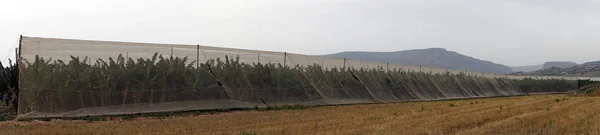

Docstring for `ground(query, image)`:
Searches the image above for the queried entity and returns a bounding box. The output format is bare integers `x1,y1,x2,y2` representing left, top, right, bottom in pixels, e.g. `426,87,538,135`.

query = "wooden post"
257,53,260,63
170,47,173,57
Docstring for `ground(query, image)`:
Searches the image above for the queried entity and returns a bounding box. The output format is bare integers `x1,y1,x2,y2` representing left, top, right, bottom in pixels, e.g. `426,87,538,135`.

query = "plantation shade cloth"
18,36,582,118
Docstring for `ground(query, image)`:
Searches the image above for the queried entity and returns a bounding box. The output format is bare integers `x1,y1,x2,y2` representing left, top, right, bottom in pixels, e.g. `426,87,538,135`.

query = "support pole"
343,58,346,71
126,52,130,67
283,52,287,67
14,48,18,65
17,35,22,64
386,62,389,72
321,60,324,69
15,35,22,114
196,45,199,68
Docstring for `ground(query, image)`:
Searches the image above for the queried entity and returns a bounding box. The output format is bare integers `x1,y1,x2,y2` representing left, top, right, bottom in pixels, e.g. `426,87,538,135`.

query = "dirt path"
1,94,598,135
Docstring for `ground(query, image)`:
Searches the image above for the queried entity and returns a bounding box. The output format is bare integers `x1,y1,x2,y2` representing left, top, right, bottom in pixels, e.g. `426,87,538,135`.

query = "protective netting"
18,36,583,118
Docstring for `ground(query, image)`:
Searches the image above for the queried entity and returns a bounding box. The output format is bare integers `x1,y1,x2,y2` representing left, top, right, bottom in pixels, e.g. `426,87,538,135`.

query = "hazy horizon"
1,0,599,66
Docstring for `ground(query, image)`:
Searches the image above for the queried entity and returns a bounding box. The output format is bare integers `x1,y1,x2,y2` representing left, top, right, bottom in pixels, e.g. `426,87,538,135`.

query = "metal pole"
196,45,199,68
386,62,389,72
283,52,287,67
15,35,22,114
17,35,22,64
321,60,324,69
343,58,346,70
125,52,129,67
14,48,18,65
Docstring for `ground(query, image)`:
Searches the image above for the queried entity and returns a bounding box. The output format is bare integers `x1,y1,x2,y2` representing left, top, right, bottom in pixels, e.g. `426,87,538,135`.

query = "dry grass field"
1,94,599,135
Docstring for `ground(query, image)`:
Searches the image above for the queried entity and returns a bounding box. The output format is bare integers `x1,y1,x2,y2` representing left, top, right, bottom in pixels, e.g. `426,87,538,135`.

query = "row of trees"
578,79,600,88
0,60,17,107
19,54,578,113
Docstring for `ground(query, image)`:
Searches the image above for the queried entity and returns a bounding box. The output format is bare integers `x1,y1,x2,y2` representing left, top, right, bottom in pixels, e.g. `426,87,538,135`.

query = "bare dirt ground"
1,94,599,135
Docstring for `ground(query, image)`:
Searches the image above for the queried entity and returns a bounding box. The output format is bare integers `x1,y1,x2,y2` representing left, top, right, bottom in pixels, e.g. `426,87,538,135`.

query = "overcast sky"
1,0,599,66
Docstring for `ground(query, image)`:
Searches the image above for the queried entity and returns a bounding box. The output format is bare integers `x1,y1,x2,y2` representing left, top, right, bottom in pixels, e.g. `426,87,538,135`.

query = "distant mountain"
542,61,578,69
582,61,600,66
325,48,513,74
511,61,578,73
511,64,544,73
511,61,600,77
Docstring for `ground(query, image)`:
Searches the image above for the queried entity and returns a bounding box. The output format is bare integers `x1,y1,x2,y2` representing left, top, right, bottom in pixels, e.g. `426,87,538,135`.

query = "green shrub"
241,131,258,135
122,115,135,121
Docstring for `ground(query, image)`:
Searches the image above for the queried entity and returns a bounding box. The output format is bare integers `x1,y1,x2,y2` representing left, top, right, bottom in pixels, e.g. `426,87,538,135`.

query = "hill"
542,61,578,69
325,48,513,74
511,61,578,73
511,61,600,77
510,65,543,73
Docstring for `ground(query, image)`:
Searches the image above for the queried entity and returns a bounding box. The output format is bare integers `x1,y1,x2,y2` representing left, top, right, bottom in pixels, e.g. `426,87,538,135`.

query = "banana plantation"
17,54,578,116
0,60,18,107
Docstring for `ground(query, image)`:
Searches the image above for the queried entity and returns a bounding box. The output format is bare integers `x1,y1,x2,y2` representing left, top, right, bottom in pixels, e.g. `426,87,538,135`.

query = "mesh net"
18,36,582,118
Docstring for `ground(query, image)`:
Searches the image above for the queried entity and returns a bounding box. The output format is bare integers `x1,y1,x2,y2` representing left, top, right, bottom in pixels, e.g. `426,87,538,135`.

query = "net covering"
18,37,581,118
